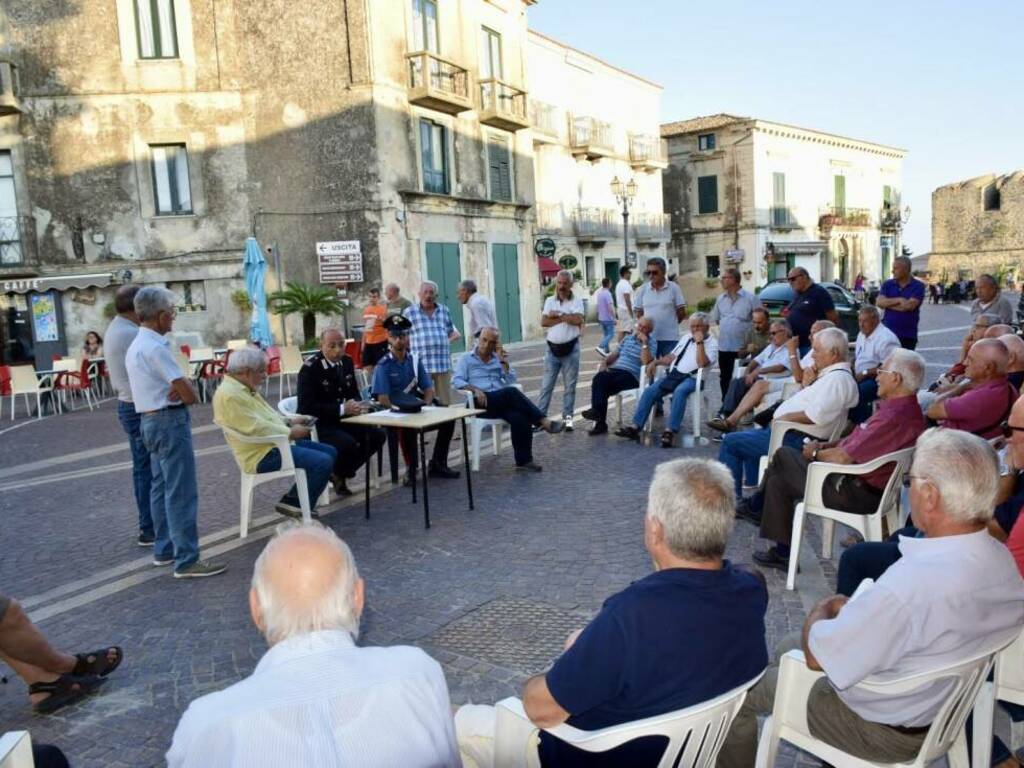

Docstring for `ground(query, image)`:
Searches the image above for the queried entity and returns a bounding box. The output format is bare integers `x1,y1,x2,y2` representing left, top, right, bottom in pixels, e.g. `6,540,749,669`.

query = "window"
984,183,1001,211
0,62,19,98
419,119,449,194
134,0,179,59
150,144,192,215
411,0,439,53
167,280,206,312
487,134,512,201
705,255,720,279
772,172,787,226
833,175,846,213
0,150,24,265
882,184,892,209
697,175,718,214
480,27,503,79
698,133,716,151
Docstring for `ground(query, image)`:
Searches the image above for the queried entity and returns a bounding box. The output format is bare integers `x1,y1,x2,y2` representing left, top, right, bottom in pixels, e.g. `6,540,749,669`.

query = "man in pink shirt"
927,338,1017,439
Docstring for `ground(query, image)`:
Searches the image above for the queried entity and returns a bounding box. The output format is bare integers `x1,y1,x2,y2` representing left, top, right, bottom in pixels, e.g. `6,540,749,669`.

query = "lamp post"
610,175,638,267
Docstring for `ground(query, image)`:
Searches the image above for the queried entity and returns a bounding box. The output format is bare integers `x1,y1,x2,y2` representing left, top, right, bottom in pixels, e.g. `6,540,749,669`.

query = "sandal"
661,430,675,448
71,646,123,678
29,674,106,714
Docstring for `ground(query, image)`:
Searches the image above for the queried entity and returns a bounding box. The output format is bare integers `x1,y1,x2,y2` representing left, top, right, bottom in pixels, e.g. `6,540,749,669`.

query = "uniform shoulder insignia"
302,357,316,367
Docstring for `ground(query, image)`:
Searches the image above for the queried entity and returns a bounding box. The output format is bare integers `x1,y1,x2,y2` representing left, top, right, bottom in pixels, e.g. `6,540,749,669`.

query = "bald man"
1000,334,1024,391
168,523,459,768
926,338,1018,438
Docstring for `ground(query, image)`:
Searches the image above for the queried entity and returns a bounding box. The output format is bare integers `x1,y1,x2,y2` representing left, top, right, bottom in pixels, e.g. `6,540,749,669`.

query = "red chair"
345,340,362,369
180,344,192,357
54,358,94,411
0,365,11,397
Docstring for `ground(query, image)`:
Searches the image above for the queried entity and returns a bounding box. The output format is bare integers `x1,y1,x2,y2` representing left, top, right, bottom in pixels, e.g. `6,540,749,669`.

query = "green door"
604,259,620,286
492,243,522,343
425,242,465,352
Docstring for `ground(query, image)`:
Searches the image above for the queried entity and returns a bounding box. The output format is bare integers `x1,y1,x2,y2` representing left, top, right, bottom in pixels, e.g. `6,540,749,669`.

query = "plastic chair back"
226,339,248,350
52,359,78,373
0,731,33,768
994,627,1024,705
180,344,192,357
277,396,298,418
9,366,42,394
279,346,304,375
0,366,10,397
345,339,362,368
190,347,214,362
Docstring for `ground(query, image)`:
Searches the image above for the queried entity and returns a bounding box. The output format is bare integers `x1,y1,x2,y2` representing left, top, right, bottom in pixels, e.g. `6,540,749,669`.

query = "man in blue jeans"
538,270,584,431
593,277,616,356
214,348,337,519
126,287,227,580
103,284,154,547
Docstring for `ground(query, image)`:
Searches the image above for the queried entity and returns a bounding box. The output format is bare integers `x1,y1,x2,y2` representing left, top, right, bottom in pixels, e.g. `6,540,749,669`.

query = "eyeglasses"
876,367,897,376
902,474,925,488
770,330,787,336
644,270,662,277
1001,421,1024,437
787,276,802,283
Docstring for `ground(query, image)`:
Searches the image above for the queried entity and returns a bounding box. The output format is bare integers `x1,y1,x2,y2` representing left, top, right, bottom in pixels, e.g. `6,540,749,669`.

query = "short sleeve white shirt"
775,362,858,424
666,333,718,374
466,293,498,338
543,294,585,344
615,278,633,309
855,324,901,375
126,326,185,412
753,342,791,374
103,315,140,402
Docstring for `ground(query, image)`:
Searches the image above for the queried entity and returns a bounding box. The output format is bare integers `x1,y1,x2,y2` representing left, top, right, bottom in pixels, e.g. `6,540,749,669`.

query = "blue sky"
529,0,1024,255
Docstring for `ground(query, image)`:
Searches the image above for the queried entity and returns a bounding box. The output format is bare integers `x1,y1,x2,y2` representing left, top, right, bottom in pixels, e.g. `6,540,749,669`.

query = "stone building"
928,171,1024,281
527,31,668,295
0,0,543,363
660,114,906,302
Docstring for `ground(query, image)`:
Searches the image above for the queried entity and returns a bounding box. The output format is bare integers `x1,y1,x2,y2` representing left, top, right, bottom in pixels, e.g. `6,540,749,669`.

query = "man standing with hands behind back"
537,270,585,431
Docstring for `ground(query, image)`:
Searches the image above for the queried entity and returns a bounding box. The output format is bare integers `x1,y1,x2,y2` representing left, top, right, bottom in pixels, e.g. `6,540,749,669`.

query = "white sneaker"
594,347,609,358
563,416,574,432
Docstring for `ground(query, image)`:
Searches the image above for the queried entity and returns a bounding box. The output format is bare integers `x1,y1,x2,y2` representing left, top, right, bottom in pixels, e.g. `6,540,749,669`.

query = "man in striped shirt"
403,281,461,406
581,317,654,435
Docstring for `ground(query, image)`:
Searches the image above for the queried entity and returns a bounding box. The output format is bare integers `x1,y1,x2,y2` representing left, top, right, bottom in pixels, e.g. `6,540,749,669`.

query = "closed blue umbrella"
243,237,274,348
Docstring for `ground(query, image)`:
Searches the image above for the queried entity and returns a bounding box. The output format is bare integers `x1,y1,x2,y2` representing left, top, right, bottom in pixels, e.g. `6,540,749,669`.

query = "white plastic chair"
786,446,915,591
275,396,339,504
639,365,710,446
611,366,647,428
458,384,524,471
226,339,248,350
275,345,304,399
218,426,313,538
755,646,1005,768
755,414,848,484
972,628,1024,767
7,366,57,420
0,731,34,768
494,672,764,768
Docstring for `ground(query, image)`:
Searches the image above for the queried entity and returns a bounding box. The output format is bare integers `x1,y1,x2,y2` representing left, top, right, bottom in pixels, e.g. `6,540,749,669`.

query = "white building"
661,114,906,300
527,31,668,295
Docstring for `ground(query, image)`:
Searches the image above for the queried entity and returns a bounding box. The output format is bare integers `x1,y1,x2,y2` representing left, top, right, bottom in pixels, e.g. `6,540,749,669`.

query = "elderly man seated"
717,327,859,498
719,428,1024,768
849,305,901,423
972,273,1017,324
455,458,768,767
708,320,793,433
925,338,1017,439
1000,333,1024,390
615,312,719,448
214,348,337,518
581,316,654,435
735,349,927,571
167,523,459,767
452,326,563,472
928,313,1003,392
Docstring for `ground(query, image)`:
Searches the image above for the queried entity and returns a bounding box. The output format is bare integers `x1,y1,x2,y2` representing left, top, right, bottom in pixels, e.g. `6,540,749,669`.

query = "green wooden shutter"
697,176,718,214
426,242,465,351
488,137,512,202
772,172,786,226
834,175,846,213
492,244,522,343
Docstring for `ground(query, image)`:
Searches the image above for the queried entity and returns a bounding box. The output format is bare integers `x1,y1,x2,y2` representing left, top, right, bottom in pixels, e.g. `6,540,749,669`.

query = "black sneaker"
735,499,762,525
274,502,304,519
428,463,460,480
615,426,641,442
515,461,543,472
138,531,155,547
333,478,354,496
588,422,608,436
174,560,228,579
752,548,795,572
581,408,598,421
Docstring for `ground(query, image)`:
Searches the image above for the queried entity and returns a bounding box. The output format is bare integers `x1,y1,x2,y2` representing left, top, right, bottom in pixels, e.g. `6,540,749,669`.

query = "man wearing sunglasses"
633,257,687,358
785,268,840,356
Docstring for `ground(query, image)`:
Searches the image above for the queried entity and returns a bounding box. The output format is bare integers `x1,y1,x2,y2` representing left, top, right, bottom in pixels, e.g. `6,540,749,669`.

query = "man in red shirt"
738,349,928,572
926,338,1017,439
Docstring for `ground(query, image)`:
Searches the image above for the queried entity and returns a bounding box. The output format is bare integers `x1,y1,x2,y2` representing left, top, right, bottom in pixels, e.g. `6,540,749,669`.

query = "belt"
141,404,186,415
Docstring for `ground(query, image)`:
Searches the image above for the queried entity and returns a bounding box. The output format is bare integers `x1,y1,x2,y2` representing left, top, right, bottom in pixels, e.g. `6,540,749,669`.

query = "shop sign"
534,238,556,258
557,254,578,270
317,241,363,283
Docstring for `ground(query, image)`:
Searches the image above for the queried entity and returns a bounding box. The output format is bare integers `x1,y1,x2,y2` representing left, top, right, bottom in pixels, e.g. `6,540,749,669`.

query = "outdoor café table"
343,405,483,529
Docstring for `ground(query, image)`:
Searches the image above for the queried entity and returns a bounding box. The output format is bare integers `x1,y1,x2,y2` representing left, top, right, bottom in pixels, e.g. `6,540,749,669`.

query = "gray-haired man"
457,279,498,339
537,270,585,430
126,287,226,578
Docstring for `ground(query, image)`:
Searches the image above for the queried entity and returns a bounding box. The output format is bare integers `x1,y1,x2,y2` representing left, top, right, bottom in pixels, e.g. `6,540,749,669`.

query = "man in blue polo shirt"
453,458,769,767
581,316,654,435
786,268,840,355
876,255,926,350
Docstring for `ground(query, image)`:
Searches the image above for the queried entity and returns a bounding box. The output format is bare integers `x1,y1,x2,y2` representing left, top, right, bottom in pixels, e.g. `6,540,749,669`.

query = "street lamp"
611,175,638,266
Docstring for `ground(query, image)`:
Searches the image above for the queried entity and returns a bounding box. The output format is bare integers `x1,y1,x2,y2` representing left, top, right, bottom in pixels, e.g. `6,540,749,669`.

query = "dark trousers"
850,378,879,424
899,337,918,350
718,351,739,398
483,387,546,466
719,376,750,416
589,368,639,424
398,422,454,471
835,531,908,596
758,446,884,546
316,422,387,479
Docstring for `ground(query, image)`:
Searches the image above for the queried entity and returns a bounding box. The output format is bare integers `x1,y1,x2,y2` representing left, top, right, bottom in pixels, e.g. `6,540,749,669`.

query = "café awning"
537,257,561,276
2,272,116,295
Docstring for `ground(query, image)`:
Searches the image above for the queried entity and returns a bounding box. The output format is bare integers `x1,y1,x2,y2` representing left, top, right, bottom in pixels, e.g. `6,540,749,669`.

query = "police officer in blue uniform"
297,328,386,495
372,315,459,485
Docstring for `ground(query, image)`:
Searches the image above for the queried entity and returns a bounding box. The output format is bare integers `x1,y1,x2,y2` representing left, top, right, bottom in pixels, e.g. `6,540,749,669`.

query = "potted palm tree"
267,282,344,345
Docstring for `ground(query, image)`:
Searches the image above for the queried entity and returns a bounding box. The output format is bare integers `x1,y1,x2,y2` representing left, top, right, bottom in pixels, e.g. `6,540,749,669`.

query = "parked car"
756,279,861,341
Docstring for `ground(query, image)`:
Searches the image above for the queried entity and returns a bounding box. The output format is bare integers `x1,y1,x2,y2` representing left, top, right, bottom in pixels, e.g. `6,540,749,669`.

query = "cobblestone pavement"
0,301,983,766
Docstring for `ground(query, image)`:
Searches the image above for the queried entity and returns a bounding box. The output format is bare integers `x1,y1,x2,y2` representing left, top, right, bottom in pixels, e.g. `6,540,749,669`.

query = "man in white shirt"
709,320,793,433
103,284,155,547
457,279,498,340
537,270,585,430
850,305,901,423
616,312,718,447
719,428,1024,767
126,287,226,580
613,265,634,346
167,523,460,768
717,327,858,498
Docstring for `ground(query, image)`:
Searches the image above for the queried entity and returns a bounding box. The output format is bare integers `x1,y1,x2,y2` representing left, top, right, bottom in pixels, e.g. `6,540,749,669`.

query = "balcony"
631,212,671,242
628,134,668,172
406,52,473,115
0,61,22,117
478,79,529,132
531,100,560,144
0,216,39,273
535,203,565,234
818,206,872,231
569,116,615,161
571,207,619,242
879,206,903,231
769,206,800,230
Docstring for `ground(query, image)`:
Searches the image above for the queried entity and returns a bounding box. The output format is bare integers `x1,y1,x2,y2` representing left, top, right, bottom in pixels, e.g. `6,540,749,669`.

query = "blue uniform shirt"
371,352,433,400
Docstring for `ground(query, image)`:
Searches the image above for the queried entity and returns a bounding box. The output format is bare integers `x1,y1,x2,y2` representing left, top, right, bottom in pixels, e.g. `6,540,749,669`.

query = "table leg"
419,429,430,529
461,417,474,511
363,430,370,520
388,429,400,485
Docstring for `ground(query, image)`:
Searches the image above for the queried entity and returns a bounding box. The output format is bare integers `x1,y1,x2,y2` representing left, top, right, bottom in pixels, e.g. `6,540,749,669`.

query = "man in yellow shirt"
214,348,337,518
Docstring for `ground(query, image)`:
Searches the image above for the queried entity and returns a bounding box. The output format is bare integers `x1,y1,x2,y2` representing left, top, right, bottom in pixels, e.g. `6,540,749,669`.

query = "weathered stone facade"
929,171,1024,281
